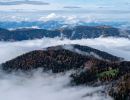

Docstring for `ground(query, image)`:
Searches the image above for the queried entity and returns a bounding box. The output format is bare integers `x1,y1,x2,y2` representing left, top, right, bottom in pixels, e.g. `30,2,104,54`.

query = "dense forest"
1,44,130,100
0,25,130,41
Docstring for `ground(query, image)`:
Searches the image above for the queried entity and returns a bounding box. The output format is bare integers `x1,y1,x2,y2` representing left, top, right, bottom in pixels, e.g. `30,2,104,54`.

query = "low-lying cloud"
0,37,130,64
0,70,112,100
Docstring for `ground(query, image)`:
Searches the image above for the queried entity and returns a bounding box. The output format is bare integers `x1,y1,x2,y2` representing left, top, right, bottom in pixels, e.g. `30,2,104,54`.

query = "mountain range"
0,25,130,41
0,21,129,30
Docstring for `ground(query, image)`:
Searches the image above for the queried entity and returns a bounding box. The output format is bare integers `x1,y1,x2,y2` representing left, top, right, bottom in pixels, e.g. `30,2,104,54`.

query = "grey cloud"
0,0,50,5
63,6,81,9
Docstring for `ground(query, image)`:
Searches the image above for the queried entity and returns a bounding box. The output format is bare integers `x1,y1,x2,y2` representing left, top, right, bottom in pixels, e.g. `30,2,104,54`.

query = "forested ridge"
0,26,130,41
1,44,130,100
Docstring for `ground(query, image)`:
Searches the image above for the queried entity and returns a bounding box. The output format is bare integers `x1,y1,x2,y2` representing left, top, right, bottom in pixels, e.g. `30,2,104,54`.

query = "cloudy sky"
0,0,130,12
0,0,130,21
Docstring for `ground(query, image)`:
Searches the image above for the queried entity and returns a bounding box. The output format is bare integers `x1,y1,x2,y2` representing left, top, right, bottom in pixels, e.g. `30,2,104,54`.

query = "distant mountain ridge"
0,21,129,30
0,25,130,41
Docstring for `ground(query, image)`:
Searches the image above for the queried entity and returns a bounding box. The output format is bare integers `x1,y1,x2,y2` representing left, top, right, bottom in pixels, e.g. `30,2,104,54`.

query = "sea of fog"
0,37,130,64
0,37,130,100
0,70,112,100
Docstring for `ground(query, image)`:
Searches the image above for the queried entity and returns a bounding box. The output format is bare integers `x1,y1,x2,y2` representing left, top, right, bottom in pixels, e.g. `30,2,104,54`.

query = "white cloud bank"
0,70,112,100
0,37,130,64
38,13,89,24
